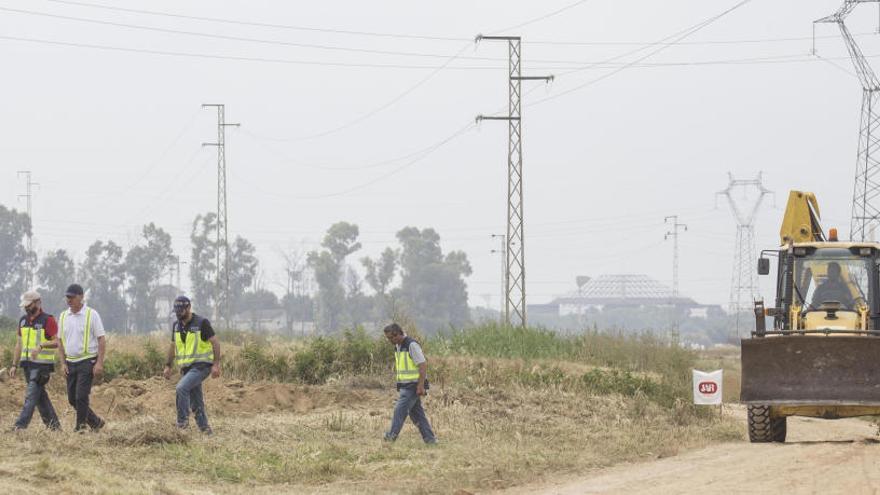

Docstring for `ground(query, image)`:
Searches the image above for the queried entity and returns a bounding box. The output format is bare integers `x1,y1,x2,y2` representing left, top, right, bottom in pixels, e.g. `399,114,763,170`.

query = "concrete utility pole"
717,173,773,341
202,104,239,328
17,171,38,289
476,35,553,329
490,233,507,324
816,1,880,241
664,215,687,346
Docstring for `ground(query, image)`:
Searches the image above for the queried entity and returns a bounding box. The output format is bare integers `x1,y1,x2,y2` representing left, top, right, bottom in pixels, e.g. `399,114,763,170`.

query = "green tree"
395,227,472,332
80,240,127,331
229,236,259,314
307,222,361,332
126,223,173,332
0,205,33,317
281,293,314,334
189,213,218,317
361,247,398,320
36,249,75,315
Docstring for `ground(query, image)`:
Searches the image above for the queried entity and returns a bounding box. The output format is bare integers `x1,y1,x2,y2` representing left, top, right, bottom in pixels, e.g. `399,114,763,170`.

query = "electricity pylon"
816,1,880,241
476,35,553,329
717,173,773,340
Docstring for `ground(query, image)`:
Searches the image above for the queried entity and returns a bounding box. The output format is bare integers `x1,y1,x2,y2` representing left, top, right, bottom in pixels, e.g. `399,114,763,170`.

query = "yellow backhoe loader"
743,191,880,442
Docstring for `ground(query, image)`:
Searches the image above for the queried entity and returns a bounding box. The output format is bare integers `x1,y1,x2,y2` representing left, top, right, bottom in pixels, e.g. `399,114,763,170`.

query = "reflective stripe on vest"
174,329,214,367
20,325,56,364
60,308,96,362
395,349,420,383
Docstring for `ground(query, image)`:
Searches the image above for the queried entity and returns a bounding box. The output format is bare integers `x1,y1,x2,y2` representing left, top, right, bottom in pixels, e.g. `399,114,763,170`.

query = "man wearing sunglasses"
58,283,106,432
9,290,61,431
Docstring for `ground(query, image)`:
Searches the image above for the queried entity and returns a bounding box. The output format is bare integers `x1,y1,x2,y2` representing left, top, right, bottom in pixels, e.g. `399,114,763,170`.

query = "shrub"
104,340,165,380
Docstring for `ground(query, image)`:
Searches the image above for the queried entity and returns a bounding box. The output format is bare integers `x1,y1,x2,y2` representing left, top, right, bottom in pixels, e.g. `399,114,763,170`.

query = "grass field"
0,325,743,494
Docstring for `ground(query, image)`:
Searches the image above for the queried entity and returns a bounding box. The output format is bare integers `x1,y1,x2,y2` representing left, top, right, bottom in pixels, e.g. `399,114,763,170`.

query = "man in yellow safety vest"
163,296,221,434
383,323,436,444
9,291,61,431
58,283,107,432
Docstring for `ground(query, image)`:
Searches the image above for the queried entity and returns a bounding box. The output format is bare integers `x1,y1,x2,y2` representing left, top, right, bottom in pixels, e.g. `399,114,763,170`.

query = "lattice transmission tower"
202,104,239,328
717,173,773,339
17,171,38,289
816,1,880,241
664,215,687,345
476,35,553,329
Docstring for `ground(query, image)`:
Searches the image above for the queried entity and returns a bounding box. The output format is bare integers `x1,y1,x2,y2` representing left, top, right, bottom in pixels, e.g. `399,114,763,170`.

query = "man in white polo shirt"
57,283,106,432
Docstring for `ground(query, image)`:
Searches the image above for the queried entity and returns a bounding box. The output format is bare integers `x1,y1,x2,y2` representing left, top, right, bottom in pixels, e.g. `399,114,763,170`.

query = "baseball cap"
19,290,41,309
65,284,84,297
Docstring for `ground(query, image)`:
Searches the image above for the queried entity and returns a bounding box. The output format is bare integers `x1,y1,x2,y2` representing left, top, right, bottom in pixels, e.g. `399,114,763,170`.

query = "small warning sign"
693,369,723,405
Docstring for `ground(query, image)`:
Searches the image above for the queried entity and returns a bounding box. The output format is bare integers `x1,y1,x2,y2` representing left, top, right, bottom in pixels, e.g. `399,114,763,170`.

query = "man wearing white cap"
9,290,61,430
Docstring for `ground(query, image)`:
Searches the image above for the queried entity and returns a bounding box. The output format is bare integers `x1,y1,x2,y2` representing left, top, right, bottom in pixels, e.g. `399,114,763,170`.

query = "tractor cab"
760,243,880,334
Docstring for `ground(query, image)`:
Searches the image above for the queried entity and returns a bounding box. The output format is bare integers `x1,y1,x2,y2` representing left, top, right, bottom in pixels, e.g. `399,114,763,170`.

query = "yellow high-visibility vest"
19,313,56,365
60,308,97,362
394,337,420,383
174,316,214,367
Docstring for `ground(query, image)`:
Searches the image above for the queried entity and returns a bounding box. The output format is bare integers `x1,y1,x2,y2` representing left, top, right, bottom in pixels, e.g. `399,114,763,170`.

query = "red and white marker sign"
693,369,723,405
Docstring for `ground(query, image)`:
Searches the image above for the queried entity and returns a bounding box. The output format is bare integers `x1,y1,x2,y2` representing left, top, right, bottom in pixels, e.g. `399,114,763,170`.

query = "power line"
4,32,873,73
0,6,492,61
242,42,474,142
240,126,464,171
529,0,755,107
44,0,469,42
232,122,476,200
529,32,866,46
43,0,879,48
0,34,489,70
488,0,594,34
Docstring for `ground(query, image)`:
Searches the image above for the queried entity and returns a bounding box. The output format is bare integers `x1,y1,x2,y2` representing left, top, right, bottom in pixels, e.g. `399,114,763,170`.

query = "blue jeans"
385,386,436,443
176,365,211,431
15,367,60,430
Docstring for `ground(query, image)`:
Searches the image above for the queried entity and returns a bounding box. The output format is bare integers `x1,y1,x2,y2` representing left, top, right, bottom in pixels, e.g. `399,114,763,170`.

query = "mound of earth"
0,369,388,423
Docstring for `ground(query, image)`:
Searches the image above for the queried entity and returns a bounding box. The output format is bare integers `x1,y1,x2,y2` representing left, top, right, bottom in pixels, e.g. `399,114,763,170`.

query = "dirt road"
504,407,880,495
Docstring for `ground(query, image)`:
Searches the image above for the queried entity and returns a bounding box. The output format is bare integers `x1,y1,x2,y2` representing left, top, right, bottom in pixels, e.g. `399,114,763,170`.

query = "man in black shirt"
162,296,221,433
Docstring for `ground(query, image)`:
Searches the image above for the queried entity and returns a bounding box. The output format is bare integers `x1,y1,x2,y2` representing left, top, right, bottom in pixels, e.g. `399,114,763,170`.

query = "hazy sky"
0,0,874,311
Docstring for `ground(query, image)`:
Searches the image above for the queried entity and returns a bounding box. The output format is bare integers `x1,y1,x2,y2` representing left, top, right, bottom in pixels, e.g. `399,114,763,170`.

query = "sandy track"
503,407,880,495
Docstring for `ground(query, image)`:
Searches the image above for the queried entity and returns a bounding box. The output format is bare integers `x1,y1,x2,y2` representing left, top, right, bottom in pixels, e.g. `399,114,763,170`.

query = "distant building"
546,274,719,316
231,308,316,335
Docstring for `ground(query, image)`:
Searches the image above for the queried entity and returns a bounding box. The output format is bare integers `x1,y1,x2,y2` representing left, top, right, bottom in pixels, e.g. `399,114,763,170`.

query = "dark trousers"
66,359,104,431
15,366,60,430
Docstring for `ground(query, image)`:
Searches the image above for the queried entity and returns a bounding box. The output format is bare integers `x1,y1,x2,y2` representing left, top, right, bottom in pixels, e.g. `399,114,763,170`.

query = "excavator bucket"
741,336,880,405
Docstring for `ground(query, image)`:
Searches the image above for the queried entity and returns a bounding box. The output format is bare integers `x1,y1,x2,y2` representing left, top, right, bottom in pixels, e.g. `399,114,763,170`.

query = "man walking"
9,291,61,431
383,323,436,444
58,283,106,432
163,296,221,434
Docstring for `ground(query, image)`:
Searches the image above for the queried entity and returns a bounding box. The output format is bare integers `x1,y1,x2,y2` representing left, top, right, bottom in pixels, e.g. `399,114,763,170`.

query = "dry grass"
0,374,742,494
0,332,746,494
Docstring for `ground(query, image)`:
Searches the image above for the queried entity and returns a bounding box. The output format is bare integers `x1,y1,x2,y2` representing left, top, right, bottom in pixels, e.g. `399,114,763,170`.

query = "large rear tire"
747,405,787,443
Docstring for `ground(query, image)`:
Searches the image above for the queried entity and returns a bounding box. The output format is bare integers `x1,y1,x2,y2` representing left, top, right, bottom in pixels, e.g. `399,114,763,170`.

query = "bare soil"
501,405,880,495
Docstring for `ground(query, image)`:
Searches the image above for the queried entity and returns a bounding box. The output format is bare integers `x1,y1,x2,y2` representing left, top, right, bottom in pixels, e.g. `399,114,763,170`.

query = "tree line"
0,205,472,334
